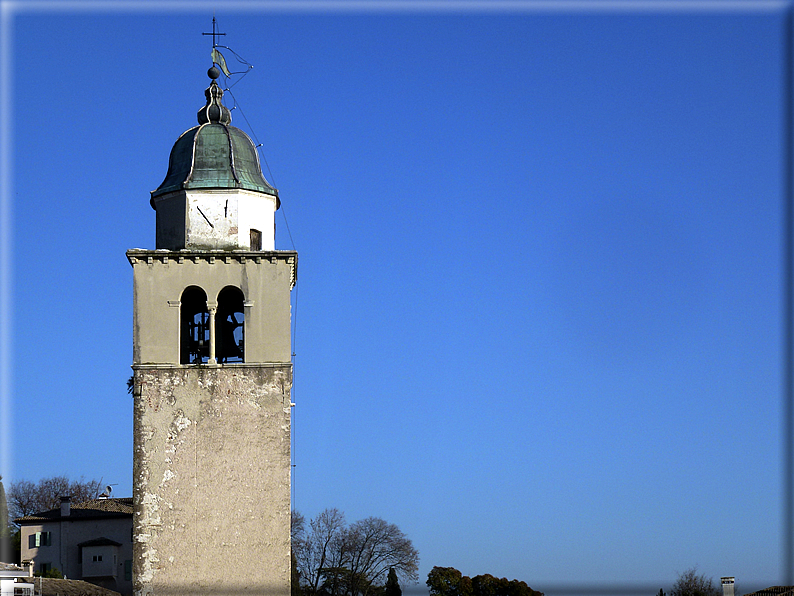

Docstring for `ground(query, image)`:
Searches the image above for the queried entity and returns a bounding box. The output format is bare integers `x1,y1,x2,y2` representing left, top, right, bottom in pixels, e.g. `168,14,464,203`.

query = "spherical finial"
208,65,221,80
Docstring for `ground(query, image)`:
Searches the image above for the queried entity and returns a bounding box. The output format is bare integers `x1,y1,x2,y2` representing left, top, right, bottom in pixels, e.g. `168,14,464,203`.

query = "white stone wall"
154,189,277,251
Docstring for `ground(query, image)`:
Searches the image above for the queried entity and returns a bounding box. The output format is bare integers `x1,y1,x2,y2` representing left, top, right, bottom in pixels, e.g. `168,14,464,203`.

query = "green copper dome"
151,75,278,207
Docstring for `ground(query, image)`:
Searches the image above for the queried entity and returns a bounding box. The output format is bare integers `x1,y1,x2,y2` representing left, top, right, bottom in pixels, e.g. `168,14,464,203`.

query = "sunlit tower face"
129,57,296,596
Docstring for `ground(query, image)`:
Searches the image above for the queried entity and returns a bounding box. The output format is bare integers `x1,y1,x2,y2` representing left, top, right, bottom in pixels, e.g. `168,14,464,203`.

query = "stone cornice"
126,249,298,288
131,362,293,370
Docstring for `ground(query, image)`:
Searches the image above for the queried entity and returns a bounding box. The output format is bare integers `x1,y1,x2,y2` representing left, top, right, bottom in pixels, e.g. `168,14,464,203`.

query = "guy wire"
223,83,301,508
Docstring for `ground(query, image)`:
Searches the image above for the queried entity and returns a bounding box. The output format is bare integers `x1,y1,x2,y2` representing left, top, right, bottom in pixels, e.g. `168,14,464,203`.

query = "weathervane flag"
212,48,231,77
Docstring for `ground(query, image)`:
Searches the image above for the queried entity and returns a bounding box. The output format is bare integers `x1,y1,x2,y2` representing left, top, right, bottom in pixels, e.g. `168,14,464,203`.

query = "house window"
124,560,132,581
181,286,210,364
39,563,51,574
216,286,245,363
250,228,262,251
92,555,102,562
29,532,51,548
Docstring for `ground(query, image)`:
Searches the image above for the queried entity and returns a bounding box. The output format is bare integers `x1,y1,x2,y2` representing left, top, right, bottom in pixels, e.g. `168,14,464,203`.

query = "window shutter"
250,229,262,251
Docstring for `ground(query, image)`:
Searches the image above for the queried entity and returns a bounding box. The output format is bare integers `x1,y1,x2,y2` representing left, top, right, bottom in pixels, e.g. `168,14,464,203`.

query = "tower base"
132,364,292,596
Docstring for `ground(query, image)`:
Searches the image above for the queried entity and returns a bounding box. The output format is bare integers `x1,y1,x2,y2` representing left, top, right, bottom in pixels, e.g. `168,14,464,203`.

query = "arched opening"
181,286,210,364
216,286,245,363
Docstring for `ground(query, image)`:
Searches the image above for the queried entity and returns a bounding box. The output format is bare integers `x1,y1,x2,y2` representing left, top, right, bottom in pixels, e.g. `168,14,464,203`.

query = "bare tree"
671,568,720,596
7,480,38,521
292,510,306,545
344,517,418,596
8,476,102,524
293,510,308,596
293,509,418,596
295,508,347,596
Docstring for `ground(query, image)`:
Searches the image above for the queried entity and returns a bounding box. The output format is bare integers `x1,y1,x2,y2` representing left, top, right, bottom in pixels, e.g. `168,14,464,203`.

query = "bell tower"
128,64,296,596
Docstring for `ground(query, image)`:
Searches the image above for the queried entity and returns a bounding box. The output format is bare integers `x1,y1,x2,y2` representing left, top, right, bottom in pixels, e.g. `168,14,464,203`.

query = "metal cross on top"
202,16,226,48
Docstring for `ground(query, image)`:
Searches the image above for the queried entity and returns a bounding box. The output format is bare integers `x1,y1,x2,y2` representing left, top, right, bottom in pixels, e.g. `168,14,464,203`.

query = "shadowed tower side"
128,62,296,596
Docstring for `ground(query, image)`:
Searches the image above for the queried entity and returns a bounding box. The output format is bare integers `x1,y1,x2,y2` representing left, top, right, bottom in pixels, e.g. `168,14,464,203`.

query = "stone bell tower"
128,64,296,596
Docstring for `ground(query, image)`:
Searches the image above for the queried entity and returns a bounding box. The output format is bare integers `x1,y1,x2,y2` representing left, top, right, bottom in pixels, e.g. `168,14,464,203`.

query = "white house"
15,497,132,596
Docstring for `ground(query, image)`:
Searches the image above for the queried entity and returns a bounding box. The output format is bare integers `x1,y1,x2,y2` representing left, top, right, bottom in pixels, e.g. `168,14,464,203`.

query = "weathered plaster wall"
132,366,291,596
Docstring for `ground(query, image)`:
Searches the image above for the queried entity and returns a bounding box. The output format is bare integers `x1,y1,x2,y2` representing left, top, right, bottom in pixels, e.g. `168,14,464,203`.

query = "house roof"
17,577,121,596
744,588,794,596
14,497,133,524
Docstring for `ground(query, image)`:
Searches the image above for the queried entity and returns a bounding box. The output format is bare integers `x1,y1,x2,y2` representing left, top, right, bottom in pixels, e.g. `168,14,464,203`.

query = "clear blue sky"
0,1,788,592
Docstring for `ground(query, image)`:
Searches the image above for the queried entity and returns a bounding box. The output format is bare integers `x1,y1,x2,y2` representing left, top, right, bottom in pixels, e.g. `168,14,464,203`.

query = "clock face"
187,194,241,249
191,196,223,229
196,204,215,229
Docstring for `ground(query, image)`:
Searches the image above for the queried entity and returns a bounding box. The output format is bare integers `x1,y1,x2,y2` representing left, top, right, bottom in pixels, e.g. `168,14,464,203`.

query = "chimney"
60,496,71,517
22,560,33,577
721,577,735,596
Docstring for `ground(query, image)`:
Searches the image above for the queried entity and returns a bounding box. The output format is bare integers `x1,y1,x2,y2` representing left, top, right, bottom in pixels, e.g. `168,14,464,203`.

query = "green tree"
35,567,63,579
471,574,498,596
428,568,542,596
385,568,401,596
671,568,720,596
472,574,542,596
427,567,472,596
0,476,8,534
0,475,10,563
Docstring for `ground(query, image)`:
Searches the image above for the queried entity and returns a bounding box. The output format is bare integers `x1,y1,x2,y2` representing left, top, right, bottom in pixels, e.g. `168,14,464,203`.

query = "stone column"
207,303,217,364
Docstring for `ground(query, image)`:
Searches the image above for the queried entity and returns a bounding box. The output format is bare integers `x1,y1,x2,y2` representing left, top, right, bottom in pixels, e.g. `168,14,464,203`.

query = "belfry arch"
216,286,245,363
180,286,210,364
